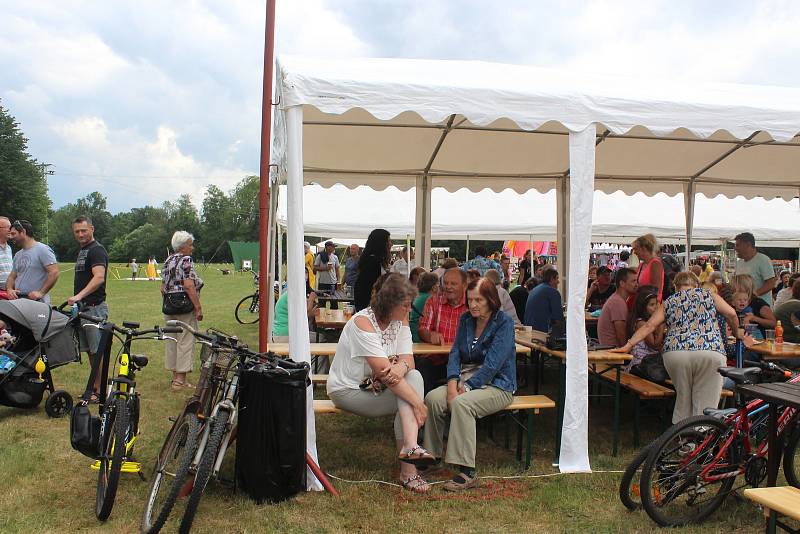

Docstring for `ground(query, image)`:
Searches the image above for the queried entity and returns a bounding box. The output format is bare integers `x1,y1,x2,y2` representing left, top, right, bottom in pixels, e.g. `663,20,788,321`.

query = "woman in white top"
327,273,432,493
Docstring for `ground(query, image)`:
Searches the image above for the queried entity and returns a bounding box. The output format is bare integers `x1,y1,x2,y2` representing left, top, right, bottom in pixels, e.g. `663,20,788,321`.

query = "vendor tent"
228,241,260,272
269,55,800,480
278,184,800,247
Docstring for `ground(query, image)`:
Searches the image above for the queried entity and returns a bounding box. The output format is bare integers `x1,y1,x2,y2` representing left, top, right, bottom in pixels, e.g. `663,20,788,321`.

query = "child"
625,289,667,383
732,291,761,340
129,258,139,280
0,318,17,373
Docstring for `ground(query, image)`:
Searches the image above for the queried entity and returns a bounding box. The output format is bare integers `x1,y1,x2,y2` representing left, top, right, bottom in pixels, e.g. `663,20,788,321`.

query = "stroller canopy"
0,300,69,342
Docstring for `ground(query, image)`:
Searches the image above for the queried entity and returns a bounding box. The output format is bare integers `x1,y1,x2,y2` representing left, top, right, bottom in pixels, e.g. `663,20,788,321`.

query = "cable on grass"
325,469,626,487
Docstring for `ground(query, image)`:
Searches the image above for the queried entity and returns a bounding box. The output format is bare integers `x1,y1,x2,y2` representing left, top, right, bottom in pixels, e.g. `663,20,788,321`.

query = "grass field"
0,264,772,533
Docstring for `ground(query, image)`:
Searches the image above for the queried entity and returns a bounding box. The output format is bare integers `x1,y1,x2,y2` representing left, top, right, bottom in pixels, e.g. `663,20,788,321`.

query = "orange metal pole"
258,0,277,351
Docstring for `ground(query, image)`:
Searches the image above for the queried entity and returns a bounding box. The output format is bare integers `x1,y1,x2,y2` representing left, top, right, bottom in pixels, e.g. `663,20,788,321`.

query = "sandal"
171,380,186,391
398,446,436,466
400,474,430,494
443,472,480,492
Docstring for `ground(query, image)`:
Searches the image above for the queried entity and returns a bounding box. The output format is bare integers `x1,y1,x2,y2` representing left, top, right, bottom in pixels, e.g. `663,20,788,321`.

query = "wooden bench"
311,374,328,384
314,393,555,470
744,486,800,533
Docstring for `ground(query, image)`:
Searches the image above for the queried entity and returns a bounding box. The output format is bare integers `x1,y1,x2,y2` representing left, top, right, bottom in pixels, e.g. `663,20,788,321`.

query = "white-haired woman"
162,231,204,391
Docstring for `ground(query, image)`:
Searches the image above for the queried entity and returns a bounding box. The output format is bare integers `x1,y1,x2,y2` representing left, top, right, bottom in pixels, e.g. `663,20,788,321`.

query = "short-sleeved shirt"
344,256,359,287
663,288,725,354
775,299,800,343
597,292,629,346
272,292,289,337
410,292,432,342
736,252,775,305
420,293,467,344
390,258,411,277
327,308,412,393
74,240,108,306
523,284,563,332
314,253,340,285
587,283,615,309
12,242,57,304
0,242,13,290
462,255,504,281
163,254,203,294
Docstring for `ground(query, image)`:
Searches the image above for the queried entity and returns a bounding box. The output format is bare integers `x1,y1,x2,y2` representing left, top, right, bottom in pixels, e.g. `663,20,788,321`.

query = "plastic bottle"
775,321,784,344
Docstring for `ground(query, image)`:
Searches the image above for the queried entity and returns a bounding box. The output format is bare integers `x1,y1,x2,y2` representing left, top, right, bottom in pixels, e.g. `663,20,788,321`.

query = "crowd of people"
301,228,799,493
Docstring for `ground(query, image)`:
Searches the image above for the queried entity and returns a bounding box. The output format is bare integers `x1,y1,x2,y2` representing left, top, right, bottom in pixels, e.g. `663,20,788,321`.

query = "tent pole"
257,0,276,352
406,234,411,278
466,235,470,262
557,176,569,296
414,174,432,271
684,182,696,270
277,226,283,297
266,187,278,341
529,233,534,281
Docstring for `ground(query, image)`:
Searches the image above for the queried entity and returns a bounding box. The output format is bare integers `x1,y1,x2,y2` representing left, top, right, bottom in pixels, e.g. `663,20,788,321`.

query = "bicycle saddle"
130,354,149,368
703,407,737,419
717,366,760,385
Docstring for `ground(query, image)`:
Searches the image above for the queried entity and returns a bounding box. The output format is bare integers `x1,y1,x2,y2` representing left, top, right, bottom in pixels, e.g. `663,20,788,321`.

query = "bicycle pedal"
168,416,177,422
120,461,142,473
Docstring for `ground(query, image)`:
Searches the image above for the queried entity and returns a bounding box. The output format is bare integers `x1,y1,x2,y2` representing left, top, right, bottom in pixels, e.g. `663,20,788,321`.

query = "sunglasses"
11,220,31,232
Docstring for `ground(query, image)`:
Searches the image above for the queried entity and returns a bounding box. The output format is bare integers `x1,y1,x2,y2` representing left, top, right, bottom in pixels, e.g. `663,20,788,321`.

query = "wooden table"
748,341,800,360
515,331,631,459
738,382,800,529
270,342,531,357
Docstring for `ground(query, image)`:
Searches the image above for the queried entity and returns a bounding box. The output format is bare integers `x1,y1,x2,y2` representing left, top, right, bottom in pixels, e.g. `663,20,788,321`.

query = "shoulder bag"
162,254,195,315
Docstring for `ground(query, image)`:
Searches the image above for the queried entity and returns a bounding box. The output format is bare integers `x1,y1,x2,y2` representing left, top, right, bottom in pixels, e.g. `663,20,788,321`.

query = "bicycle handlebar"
743,359,793,377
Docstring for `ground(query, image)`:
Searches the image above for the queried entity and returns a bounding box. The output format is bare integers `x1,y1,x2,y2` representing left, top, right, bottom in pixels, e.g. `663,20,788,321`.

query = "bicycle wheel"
234,294,259,324
141,412,200,534
619,442,654,510
96,396,129,520
640,415,736,527
784,424,800,488
179,409,230,534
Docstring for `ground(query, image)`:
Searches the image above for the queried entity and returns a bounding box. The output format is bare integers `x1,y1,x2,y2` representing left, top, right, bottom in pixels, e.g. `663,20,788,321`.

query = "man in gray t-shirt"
313,241,340,292
734,232,776,306
6,220,59,304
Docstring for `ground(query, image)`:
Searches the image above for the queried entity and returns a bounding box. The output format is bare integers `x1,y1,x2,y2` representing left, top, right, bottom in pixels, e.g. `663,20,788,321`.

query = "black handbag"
162,254,195,315
630,353,669,384
70,403,101,459
162,291,194,315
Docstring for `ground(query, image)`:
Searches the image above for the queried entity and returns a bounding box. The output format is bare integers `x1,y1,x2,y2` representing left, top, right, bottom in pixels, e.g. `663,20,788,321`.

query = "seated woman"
326,273,432,493
625,287,666,383
423,277,517,492
614,271,742,424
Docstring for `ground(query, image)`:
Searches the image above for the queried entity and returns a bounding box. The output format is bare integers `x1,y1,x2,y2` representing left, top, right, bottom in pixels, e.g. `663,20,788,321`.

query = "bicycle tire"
783,424,800,488
234,294,259,324
96,396,129,520
640,415,736,527
619,442,654,510
179,409,230,534
140,412,200,534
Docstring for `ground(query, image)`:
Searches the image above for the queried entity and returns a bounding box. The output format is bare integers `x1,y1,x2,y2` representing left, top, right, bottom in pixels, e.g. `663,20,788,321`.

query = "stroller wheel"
45,390,73,418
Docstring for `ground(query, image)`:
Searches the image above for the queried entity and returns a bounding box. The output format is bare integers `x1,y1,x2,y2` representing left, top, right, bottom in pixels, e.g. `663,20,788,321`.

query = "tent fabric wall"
228,241,261,272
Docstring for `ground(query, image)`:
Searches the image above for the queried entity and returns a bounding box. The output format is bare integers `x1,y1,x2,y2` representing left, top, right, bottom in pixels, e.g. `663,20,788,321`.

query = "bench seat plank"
744,486,800,521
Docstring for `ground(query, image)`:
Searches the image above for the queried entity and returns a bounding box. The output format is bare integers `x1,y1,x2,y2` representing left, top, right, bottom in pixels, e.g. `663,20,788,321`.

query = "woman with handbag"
161,231,203,391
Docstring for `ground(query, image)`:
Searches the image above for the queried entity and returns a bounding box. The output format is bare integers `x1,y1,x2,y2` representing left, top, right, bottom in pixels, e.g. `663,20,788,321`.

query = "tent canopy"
273,55,800,200
278,184,800,247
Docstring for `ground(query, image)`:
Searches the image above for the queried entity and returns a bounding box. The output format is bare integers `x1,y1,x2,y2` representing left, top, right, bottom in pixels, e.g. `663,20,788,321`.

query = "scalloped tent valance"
272,55,800,200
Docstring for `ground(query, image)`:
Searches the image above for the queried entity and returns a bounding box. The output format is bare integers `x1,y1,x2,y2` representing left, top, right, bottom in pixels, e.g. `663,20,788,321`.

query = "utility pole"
38,163,54,241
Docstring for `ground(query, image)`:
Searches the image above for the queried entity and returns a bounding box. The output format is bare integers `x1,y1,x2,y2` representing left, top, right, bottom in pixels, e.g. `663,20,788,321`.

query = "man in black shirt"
68,215,109,399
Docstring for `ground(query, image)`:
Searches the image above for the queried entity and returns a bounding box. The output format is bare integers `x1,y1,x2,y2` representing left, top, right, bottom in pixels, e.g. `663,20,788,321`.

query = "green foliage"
108,223,170,261
48,191,113,259
0,103,51,236
198,175,260,261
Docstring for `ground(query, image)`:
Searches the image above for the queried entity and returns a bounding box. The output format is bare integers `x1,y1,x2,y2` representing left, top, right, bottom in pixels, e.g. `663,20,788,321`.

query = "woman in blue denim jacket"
423,277,517,491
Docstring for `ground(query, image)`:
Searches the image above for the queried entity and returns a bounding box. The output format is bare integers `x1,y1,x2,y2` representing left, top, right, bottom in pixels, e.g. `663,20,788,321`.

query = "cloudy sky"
2,0,799,213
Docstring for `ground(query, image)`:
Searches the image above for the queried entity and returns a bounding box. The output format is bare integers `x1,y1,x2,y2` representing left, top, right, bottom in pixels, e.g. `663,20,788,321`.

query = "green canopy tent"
228,241,260,272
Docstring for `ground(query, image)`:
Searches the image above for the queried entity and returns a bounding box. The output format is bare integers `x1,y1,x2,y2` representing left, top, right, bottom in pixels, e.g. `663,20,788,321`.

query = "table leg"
554,360,566,466
767,403,779,487
613,365,621,457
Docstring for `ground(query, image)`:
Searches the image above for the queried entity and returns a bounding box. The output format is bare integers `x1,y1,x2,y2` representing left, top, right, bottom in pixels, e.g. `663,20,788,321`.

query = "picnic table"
515,330,631,459
269,342,531,357
315,290,354,305
748,341,800,360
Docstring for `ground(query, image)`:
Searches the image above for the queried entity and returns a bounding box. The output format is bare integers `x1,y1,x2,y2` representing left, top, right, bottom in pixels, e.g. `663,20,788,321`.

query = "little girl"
625,289,667,383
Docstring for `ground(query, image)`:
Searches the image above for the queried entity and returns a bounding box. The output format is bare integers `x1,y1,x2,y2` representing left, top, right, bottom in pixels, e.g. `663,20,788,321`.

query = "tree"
0,103,51,237
47,192,112,259
108,223,170,262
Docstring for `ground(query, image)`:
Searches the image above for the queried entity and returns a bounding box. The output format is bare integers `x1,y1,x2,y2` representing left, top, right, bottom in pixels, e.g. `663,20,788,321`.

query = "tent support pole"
684,182,696,270
277,225,283,296
406,234,411,277
466,235,470,262
557,176,569,296
257,0,276,352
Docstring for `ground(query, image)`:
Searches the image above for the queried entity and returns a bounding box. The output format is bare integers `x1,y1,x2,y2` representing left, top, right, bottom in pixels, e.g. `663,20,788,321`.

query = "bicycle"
234,271,260,324
79,312,179,521
140,327,241,534
638,360,800,527
165,320,266,534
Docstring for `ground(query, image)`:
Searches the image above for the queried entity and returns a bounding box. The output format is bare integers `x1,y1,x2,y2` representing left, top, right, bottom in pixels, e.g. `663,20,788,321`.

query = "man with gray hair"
0,216,12,291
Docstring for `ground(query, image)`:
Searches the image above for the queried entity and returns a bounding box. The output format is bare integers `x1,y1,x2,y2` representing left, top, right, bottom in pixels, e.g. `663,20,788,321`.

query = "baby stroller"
0,299,79,417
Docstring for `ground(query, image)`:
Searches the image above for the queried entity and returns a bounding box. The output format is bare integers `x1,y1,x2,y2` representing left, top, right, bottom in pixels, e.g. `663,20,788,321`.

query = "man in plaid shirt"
416,268,468,394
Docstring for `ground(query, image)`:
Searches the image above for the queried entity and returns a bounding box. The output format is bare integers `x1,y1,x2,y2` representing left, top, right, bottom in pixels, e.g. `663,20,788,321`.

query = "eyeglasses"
11,220,29,230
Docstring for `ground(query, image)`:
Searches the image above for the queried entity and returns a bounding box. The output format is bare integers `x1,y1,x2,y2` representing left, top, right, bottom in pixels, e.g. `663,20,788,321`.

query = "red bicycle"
639,360,800,527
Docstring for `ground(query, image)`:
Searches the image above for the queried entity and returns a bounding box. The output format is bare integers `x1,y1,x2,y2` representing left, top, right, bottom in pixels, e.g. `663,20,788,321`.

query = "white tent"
270,55,800,481
280,184,800,247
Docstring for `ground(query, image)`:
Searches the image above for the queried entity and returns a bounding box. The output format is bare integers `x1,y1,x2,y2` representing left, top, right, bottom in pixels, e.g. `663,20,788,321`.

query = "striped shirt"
0,242,13,290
